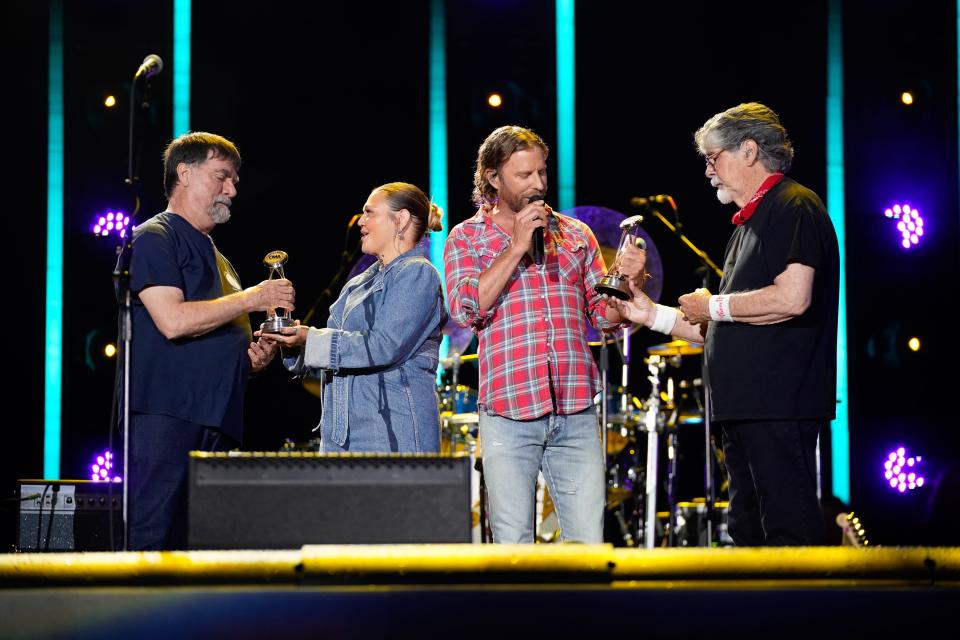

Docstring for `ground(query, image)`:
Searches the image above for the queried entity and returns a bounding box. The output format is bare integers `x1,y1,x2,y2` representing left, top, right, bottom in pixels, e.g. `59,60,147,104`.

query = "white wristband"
650,304,678,335
709,294,734,322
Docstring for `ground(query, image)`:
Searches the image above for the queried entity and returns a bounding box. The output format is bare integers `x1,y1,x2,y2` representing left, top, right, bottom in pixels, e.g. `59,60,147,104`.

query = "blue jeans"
479,406,605,543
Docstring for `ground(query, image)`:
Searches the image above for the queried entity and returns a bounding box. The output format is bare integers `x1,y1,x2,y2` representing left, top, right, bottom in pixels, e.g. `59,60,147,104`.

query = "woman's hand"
255,319,309,349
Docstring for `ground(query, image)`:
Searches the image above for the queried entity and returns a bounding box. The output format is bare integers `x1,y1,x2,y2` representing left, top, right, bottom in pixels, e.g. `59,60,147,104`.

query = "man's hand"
245,278,295,315
604,279,655,325
508,201,548,257
248,337,278,373
616,241,647,288
678,288,712,325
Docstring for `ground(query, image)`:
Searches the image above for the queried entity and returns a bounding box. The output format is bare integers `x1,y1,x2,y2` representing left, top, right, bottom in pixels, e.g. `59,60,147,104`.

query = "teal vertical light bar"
827,0,850,503
556,0,575,211
430,0,449,369
173,0,191,136
45,0,64,479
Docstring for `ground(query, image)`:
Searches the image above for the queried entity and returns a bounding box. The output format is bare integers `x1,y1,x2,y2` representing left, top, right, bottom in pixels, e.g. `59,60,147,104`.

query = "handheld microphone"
528,194,546,265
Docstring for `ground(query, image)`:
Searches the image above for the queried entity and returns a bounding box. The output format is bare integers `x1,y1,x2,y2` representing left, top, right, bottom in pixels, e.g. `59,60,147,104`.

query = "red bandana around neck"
731,172,785,226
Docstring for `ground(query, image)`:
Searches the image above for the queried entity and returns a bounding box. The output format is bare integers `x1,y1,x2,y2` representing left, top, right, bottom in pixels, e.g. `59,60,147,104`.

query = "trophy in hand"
595,215,646,300
261,250,295,333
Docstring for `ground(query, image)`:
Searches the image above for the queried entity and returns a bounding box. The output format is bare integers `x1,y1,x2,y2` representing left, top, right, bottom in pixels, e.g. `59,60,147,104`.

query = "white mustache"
214,197,232,208
710,178,723,189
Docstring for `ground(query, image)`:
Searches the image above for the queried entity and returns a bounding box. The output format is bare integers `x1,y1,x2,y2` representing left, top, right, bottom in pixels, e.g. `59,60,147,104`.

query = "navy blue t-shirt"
128,212,252,440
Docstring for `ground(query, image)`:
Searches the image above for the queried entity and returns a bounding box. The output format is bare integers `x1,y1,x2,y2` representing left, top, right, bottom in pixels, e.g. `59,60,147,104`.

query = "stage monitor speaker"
188,453,472,549
16,480,123,551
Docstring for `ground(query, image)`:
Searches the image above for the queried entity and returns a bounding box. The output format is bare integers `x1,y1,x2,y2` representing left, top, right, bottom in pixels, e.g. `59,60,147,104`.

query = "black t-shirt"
706,178,840,421
127,212,252,439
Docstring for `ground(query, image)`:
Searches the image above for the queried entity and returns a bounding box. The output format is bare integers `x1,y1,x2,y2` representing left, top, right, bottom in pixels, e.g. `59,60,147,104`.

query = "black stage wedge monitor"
188,452,472,549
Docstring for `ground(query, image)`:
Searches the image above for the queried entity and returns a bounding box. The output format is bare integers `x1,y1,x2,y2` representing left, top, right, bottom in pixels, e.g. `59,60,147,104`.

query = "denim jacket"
285,249,447,452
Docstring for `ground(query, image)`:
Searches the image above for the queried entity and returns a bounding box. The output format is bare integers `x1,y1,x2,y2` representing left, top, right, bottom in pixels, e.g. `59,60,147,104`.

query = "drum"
438,384,478,414
673,500,733,547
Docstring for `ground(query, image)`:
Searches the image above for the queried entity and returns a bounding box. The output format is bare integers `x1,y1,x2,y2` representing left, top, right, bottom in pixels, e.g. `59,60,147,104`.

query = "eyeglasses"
704,149,726,170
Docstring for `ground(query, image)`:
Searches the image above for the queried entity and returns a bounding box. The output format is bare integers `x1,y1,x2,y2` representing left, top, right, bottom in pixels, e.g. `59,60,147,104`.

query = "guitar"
835,511,869,546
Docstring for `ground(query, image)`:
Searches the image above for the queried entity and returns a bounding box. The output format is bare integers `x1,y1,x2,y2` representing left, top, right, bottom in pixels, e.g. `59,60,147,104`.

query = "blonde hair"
427,202,444,232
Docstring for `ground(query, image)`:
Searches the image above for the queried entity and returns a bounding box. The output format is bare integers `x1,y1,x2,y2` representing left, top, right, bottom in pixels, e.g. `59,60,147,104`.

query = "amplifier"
188,453,472,549
16,480,123,551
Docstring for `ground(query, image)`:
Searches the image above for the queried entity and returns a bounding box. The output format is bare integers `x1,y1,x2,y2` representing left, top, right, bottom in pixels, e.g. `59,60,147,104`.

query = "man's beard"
715,187,735,205
209,199,232,224
500,186,540,213
711,179,735,206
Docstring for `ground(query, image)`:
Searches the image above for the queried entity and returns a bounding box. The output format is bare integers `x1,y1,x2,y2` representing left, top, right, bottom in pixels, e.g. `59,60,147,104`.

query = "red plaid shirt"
444,207,616,420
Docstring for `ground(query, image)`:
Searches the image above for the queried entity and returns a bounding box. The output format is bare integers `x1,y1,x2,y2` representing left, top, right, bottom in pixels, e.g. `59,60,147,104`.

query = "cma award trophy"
595,215,647,300
261,250,295,333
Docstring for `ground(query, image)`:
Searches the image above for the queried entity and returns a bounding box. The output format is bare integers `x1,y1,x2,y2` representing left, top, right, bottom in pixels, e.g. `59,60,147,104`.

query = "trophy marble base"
595,274,631,300
261,316,296,334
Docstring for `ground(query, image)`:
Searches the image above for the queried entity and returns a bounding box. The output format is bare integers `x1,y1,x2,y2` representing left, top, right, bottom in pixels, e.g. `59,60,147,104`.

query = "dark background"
5,0,959,546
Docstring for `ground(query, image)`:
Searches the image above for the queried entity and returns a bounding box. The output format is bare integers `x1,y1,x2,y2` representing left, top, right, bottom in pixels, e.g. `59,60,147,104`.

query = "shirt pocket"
557,237,587,282
476,246,500,271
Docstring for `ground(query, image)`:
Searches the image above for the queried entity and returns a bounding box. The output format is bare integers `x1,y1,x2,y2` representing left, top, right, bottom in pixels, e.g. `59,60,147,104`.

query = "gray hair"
694,102,794,173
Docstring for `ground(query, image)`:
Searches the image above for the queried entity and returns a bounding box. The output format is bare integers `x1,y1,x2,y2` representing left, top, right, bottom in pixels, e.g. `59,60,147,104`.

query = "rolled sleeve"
302,327,338,371
444,228,494,330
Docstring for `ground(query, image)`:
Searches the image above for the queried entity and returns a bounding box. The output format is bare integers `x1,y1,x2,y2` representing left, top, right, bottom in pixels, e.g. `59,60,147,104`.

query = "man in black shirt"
126,132,295,550
607,103,839,545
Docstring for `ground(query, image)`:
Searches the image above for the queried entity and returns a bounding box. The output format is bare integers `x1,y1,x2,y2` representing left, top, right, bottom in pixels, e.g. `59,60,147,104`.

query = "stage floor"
1,546,957,637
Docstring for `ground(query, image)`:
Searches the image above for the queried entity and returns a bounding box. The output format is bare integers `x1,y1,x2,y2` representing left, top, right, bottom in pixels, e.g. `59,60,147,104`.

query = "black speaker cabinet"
16,480,124,551
188,453,472,549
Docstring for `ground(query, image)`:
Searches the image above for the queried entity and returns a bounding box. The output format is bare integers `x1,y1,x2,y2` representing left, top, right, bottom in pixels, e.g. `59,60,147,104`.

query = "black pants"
129,414,238,551
721,419,826,546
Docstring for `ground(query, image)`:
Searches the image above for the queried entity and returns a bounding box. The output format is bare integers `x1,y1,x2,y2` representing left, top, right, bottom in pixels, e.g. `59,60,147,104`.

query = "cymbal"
561,206,664,346
439,352,478,369
442,324,475,360
605,429,634,455
607,486,633,508
647,339,703,357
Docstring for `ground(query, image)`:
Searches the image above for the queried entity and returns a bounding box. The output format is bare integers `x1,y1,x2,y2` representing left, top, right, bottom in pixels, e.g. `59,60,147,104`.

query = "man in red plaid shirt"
444,126,647,543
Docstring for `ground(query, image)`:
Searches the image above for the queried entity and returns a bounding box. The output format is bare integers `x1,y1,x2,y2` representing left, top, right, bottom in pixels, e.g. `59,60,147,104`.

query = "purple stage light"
884,203,925,250
882,446,924,492
90,210,130,238
89,449,122,483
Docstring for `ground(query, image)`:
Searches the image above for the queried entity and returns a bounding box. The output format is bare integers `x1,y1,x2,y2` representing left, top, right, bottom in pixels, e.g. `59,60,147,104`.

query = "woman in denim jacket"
263,182,447,452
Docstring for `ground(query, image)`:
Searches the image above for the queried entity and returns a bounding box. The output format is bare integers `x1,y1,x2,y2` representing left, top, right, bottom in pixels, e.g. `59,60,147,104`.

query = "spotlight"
907,337,920,352
89,449,122,483
883,202,924,250
882,446,924,493
900,91,914,105
104,343,117,358
487,93,503,108
104,95,117,108
91,210,130,238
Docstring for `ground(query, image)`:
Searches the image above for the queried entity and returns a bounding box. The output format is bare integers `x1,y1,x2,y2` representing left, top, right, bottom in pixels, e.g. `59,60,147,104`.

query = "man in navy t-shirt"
126,132,295,550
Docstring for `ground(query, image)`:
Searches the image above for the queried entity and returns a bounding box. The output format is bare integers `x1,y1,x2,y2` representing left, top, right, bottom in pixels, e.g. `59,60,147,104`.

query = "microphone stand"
302,216,362,326
644,202,723,546
112,71,156,551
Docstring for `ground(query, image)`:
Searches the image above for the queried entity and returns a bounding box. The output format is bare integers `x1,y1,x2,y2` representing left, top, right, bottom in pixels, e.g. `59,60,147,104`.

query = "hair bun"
427,202,444,232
